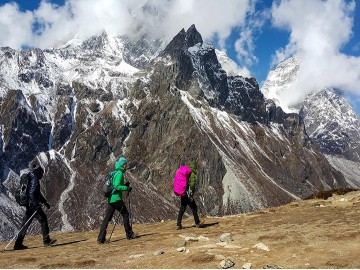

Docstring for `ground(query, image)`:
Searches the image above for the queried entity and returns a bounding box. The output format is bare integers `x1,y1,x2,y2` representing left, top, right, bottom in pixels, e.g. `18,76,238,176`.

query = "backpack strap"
111,171,120,193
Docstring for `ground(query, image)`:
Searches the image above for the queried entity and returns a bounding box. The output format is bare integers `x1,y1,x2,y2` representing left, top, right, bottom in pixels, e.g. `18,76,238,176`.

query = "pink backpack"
173,166,192,196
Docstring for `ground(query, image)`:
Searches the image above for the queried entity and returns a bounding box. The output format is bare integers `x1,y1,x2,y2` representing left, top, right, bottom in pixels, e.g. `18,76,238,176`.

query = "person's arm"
28,174,40,208
39,193,50,208
113,171,129,191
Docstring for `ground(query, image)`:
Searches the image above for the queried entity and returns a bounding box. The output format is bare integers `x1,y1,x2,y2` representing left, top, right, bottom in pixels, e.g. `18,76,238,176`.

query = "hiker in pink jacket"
174,161,203,229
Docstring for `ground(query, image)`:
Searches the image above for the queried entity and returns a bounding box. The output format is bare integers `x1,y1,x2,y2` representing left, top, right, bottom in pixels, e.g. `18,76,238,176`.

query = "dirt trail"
1,191,360,269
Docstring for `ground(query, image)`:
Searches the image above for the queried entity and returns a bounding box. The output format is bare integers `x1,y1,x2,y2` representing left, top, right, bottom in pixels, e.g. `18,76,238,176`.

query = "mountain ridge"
0,26,353,241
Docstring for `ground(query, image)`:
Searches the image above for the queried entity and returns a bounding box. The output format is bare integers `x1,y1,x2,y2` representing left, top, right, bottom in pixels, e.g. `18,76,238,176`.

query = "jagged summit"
163,24,203,60
185,24,203,47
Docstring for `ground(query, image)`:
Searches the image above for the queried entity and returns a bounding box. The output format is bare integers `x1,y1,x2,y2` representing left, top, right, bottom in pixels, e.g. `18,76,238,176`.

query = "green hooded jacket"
108,160,130,203
188,161,197,191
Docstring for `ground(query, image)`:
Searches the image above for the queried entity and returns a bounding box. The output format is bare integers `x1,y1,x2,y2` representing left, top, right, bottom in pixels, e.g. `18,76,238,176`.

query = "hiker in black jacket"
14,164,56,250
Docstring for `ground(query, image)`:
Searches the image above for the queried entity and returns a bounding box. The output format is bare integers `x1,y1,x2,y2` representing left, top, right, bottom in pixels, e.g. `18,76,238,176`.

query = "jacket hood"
115,159,127,171
117,157,128,167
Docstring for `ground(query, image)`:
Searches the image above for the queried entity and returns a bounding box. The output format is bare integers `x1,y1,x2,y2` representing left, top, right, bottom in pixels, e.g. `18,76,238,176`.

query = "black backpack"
15,173,31,206
103,171,117,198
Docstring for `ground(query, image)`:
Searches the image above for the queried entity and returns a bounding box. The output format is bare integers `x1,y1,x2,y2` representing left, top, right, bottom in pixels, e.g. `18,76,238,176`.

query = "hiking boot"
127,232,139,240
176,225,183,230
43,239,57,246
13,244,28,250
196,221,204,228
97,240,105,244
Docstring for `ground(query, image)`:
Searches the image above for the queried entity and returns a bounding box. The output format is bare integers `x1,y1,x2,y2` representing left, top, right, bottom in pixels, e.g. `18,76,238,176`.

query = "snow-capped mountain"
0,26,350,241
261,56,301,113
261,56,360,186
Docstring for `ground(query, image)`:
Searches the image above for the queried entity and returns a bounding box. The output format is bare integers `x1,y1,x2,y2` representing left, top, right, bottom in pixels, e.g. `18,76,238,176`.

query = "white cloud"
32,0,137,48
0,0,252,51
271,0,360,107
0,3,34,49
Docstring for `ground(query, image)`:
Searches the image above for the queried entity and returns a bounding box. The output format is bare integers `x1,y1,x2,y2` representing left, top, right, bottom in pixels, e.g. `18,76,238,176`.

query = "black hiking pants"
177,194,200,226
97,200,132,242
15,206,50,246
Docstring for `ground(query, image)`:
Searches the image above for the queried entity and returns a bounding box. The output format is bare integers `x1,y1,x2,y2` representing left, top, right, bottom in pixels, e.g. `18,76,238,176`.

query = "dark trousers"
97,200,132,242
177,194,200,226
15,207,50,246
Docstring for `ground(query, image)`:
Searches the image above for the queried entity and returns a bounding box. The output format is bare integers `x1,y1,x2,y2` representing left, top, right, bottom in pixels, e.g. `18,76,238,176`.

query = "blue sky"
0,0,359,115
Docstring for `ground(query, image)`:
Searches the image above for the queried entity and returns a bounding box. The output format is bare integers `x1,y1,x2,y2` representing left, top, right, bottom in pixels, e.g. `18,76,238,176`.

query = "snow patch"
58,157,75,232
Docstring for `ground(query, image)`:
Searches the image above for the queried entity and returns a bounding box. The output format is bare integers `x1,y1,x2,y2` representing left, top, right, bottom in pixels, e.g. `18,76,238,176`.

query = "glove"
44,202,51,209
125,181,130,187
127,186,133,193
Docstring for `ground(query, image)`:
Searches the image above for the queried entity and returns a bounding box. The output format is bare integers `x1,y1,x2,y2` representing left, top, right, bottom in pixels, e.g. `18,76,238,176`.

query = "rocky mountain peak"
163,24,203,58
185,24,203,47
300,88,360,162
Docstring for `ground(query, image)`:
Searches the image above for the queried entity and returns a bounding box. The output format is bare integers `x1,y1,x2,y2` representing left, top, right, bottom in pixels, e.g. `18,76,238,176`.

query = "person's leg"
33,208,52,244
176,195,188,227
14,208,34,249
113,200,133,238
188,196,201,225
97,203,115,243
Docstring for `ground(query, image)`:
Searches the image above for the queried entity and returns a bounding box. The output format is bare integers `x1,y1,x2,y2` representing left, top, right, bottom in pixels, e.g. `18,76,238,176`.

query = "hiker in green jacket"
97,157,138,243
177,161,203,229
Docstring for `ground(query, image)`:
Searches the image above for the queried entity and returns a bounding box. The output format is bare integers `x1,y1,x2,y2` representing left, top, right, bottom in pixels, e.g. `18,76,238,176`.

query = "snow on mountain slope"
261,56,300,113
300,88,360,162
215,49,244,77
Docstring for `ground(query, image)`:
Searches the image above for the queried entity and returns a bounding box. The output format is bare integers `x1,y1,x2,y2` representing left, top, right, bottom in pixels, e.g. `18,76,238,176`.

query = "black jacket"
27,172,47,207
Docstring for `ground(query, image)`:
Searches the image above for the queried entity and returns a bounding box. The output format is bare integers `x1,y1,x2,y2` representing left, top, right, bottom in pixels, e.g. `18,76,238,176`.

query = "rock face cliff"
0,26,348,241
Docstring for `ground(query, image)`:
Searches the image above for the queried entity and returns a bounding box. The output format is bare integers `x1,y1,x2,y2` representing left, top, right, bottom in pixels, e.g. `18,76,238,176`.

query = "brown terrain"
1,190,360,269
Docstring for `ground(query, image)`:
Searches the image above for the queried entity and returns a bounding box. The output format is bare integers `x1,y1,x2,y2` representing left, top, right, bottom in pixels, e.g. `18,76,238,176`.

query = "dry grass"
1,190,360,269
304,188,357,200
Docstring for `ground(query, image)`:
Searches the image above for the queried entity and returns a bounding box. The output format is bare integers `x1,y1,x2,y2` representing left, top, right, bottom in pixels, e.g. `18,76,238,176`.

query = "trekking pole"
107,218,117,243
2,209,38,252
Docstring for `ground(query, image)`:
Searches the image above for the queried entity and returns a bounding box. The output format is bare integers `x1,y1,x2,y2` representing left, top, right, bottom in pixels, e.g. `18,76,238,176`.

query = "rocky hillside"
0,25,351,241
1,189,360,269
